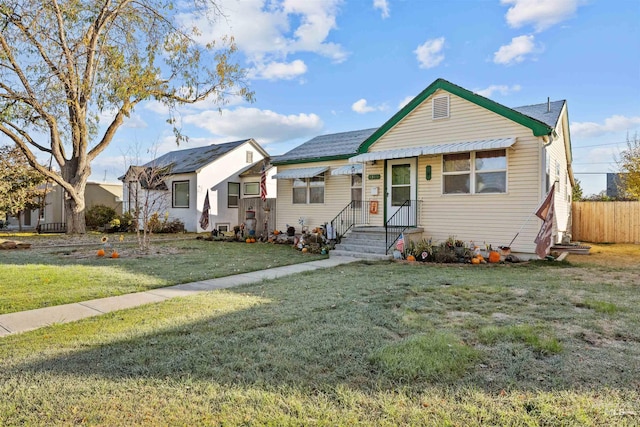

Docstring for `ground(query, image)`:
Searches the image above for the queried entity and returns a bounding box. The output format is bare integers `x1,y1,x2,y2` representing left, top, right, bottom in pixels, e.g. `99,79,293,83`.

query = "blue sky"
94,0,640,196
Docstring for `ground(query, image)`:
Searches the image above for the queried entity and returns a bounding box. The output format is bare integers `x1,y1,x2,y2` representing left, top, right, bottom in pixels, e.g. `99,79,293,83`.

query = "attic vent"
432,95,449,119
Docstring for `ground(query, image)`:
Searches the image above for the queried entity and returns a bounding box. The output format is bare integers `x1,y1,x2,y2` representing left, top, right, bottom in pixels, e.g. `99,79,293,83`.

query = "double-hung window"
244,182,259,196
172,181,189,208
292,175,325,204
443,150,506,194
228,182,240,207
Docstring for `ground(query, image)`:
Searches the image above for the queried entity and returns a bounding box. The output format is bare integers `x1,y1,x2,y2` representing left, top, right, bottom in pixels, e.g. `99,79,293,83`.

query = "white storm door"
386,158,416,224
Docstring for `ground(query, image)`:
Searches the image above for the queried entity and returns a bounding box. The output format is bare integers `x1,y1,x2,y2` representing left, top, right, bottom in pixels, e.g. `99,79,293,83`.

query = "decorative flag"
260,162,267,201
396,233,405,253
534,183,555,258
199,190,210,230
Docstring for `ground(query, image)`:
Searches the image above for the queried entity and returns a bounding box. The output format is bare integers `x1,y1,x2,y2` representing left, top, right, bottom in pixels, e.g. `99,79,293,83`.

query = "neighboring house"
606,173,627,198
272,78,574,257
3,182,122,231
121,139,274,233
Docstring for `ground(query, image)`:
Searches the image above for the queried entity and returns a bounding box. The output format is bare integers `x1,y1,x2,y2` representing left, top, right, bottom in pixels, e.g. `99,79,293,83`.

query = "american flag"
260,162,267,201
396,233,405,253
534,183,555,258
199,190,210,231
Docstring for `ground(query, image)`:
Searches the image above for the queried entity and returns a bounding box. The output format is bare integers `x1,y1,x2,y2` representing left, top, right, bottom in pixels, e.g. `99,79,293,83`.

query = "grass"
478,324,563,355
1,246,639,425
0,236,325,314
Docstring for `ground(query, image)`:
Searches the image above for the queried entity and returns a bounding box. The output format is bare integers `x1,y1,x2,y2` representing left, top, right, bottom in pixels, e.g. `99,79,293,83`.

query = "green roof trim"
357,78,554,154
272,153,353,166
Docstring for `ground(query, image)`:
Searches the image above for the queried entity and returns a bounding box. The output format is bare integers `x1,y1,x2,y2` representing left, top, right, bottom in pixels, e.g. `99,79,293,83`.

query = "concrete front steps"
330,226,424,260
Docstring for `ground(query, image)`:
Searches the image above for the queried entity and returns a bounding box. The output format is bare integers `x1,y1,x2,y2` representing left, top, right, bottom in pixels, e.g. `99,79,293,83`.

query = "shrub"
85,205,117,229
145,212,184,233
433,244,458,263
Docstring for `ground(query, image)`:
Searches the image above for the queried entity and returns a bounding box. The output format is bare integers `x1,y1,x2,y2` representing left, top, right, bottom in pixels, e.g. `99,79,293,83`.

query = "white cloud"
248,59,308,80
584,147,619,166
501,0,579,32
179,0,347,81
373,0,390,19
475,84,522,98
572,115,640,138
398,95,414,109
352,98,387,114
414,37,445,69
182,107,323,143
493,35,538,65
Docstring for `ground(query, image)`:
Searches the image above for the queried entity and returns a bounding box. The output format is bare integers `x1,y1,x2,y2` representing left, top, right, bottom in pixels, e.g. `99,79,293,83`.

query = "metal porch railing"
329,200,370,242
385,199,420,254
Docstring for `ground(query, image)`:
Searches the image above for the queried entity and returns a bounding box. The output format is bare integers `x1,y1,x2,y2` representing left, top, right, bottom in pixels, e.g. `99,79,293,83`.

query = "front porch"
331,226,424,260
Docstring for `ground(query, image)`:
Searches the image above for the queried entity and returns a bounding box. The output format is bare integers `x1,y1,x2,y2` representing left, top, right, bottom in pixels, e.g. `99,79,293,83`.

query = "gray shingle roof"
512,100,565,128
272,96,566,166
273,128,378,164
140,139,250,174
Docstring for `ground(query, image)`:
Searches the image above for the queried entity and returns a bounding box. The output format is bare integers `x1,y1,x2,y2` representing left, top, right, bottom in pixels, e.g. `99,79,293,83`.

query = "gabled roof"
358,78,558,153
137,139,253,174
512,100,565,128
239,161,274,177
272,128,378,165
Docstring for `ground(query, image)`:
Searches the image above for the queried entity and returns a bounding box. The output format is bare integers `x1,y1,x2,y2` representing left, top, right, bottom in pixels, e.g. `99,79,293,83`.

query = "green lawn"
1,254,638,425
0,237,324,314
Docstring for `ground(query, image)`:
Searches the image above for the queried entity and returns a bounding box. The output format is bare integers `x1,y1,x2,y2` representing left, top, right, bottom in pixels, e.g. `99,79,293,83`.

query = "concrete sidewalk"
0,256,360,337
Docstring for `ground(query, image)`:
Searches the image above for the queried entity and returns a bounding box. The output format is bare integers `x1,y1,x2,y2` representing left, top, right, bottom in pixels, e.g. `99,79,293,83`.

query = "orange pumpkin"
250,238,256,243
97,249,105,257
301,247,308,253
488,251,501,263
246,238,251,243
476,254,484,262
406,255,416,262
273,230,280,235
471,257,481,265
111,251,120,259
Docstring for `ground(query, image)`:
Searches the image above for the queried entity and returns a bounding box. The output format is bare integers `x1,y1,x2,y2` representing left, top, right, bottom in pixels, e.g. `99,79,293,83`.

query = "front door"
386,158,416,225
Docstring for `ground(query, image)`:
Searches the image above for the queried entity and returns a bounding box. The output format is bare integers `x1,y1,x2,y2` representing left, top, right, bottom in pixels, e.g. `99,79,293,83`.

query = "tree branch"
0,123,76,198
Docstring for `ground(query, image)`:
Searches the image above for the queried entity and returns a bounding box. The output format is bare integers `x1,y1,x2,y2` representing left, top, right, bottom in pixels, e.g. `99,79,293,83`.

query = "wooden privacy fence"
237,197,276,236
572,201,640,243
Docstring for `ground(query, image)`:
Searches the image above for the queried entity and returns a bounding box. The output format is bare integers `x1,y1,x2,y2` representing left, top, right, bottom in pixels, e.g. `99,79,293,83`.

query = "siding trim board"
358,79,553,154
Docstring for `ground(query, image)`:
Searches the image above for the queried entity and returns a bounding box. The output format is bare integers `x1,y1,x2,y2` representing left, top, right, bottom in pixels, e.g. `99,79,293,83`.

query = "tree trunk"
61,158,89,234
64,198,86,234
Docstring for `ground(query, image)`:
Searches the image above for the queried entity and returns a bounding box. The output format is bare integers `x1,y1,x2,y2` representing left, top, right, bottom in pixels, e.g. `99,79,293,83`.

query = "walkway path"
0,256,359,337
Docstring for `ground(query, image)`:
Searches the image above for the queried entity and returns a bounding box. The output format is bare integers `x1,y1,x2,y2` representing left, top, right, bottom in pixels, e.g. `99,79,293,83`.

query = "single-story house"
272,78,574,257
121,139,275,233
3,182,122,232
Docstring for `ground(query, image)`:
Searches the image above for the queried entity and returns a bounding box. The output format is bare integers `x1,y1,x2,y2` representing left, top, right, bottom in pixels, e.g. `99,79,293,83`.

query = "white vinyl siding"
544,108,572,242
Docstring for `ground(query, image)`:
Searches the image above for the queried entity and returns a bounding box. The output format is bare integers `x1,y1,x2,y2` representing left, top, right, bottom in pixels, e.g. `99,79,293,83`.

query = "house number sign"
368,174,381,180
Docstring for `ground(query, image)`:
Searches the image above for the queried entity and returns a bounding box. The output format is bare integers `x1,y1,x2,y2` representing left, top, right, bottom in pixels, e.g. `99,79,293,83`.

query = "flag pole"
507,183,556,248
507,210,536,247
